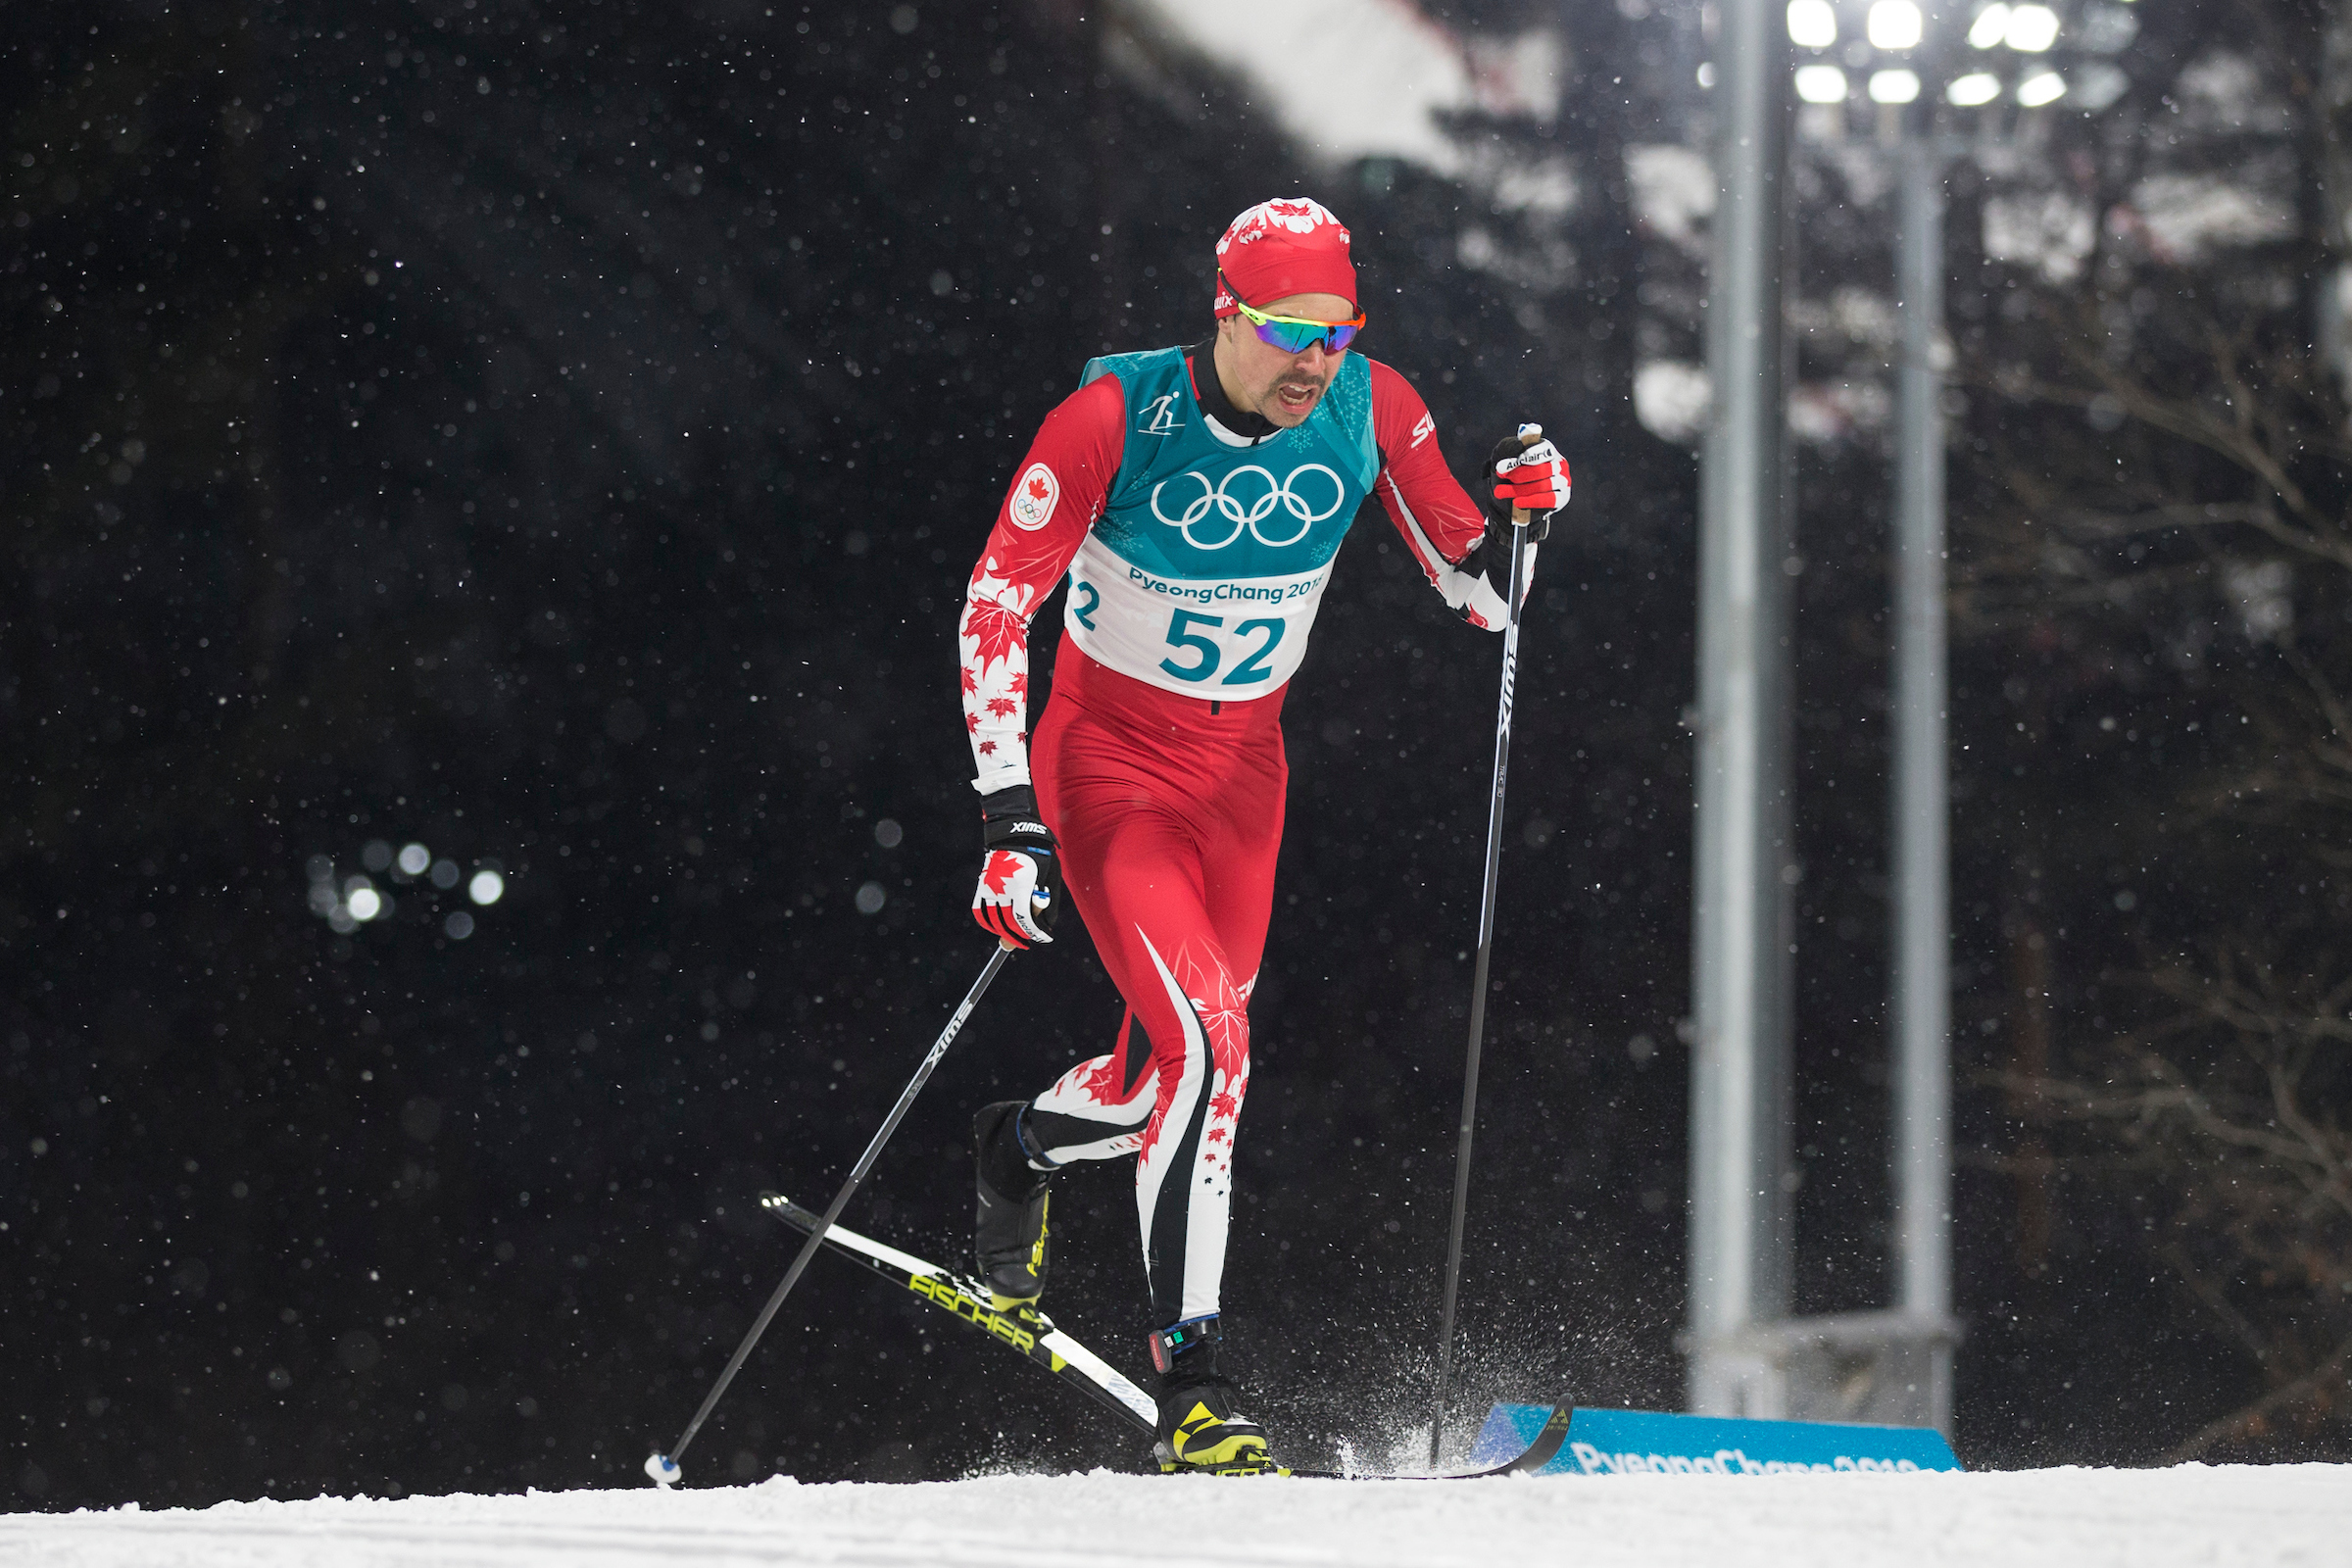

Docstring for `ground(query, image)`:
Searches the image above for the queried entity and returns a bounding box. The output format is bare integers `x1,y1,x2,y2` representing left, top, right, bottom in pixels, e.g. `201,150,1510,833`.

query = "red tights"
1018,636,1286,1329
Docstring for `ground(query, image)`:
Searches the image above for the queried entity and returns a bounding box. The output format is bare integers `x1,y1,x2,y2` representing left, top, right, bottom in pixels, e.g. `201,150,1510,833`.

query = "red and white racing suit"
959,346,1509,1329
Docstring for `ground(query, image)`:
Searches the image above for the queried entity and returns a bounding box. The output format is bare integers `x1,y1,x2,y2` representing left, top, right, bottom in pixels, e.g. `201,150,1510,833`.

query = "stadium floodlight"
1788,0,1838,48
1794,64,1851,103
1967,3,2011,47
2005,4,2059,50
1868,0,1926,49
1870,69,1923,104
2016,69,2067,104
1945,72,2003,105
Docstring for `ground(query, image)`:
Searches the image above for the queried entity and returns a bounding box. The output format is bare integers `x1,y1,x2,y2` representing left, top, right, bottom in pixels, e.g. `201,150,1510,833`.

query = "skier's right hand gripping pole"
972,783,1060,949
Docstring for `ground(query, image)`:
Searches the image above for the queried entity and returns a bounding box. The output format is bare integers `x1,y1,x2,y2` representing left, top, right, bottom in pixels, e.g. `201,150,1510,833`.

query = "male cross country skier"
956,197,1571,1475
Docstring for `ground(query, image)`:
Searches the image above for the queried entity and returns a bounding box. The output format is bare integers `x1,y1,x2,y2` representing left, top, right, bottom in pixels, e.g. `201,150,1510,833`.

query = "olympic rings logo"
1148,463,1346,550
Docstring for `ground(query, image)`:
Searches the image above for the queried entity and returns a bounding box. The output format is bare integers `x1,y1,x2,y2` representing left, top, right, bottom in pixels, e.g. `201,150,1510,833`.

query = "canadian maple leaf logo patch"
1007,463,1058,531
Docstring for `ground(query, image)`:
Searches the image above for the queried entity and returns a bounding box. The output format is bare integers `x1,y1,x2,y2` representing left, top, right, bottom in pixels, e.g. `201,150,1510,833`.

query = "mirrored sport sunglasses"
1225,277,1366,355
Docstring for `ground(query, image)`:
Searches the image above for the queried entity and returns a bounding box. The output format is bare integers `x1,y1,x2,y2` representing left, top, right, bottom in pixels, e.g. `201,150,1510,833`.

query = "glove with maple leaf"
972,784,1061,949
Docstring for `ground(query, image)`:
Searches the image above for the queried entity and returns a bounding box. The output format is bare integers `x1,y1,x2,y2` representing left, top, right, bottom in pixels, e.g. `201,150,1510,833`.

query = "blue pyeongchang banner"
1471,1403,1963,1476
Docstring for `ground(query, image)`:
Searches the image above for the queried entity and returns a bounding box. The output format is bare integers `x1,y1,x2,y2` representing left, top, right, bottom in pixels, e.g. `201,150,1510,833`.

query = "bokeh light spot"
1866,0,1923,50
2017,70,2066,105
1869,69,1921,103
1794,65,1848,103
2006,3,2059,51
1947,72,2002,105
1786,0,1837,49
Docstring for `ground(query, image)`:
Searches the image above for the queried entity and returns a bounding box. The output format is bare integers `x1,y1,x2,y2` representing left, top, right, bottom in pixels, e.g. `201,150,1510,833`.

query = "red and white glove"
1457,424,1569,610
1493,427,1571,520
971,785,1060,949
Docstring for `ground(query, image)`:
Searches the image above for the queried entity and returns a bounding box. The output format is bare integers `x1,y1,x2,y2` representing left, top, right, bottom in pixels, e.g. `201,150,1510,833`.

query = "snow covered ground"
5,1462,2349,1567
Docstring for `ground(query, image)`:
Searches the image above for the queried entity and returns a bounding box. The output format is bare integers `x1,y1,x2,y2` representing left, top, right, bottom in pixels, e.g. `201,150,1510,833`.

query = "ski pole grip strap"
1148,1313,1221,1375
980,784,1056,858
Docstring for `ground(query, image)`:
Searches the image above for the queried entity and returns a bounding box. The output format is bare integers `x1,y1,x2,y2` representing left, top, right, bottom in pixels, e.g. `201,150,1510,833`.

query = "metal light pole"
1888,124,1955,1432
1678,0,2119,1438
1687,0,1795,1420
1711,102,1957,1440
1723,117,1957,1435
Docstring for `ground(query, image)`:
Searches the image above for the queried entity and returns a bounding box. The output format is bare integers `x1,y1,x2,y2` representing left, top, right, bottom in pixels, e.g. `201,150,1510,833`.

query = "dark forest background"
6,0,2349,1508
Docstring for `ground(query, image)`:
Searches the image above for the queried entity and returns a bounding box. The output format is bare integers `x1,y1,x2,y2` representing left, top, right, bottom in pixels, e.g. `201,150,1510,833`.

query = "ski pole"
1429,427,1544,1469
646,939,1015,1486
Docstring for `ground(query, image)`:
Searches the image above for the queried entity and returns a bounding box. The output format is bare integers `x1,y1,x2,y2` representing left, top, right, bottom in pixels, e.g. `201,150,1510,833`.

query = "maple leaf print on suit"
959,569,1044,783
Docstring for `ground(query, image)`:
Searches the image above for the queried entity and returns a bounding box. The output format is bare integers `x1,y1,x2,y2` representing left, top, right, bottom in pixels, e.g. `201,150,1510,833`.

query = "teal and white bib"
1065,346,1378,699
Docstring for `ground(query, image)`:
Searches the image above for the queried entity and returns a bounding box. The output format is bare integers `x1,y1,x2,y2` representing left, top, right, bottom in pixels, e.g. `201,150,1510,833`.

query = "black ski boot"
1151,1316,1274,1475
973,1101,1053,1310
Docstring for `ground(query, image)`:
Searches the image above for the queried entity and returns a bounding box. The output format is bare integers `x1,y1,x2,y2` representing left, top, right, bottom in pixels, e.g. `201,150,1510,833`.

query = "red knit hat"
1212,197,1358,318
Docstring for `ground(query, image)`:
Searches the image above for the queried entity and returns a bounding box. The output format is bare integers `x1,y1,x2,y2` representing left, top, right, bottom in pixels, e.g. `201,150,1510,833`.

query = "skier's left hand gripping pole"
1428,422,1566,1470
645,936,1020,1486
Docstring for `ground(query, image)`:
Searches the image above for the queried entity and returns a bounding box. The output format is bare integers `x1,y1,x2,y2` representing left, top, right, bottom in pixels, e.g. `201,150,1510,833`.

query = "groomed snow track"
4,1462,2347,1567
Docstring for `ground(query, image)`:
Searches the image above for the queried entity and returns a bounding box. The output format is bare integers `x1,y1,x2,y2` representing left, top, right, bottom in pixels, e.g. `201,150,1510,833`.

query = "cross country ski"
759,1190,1575,1481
